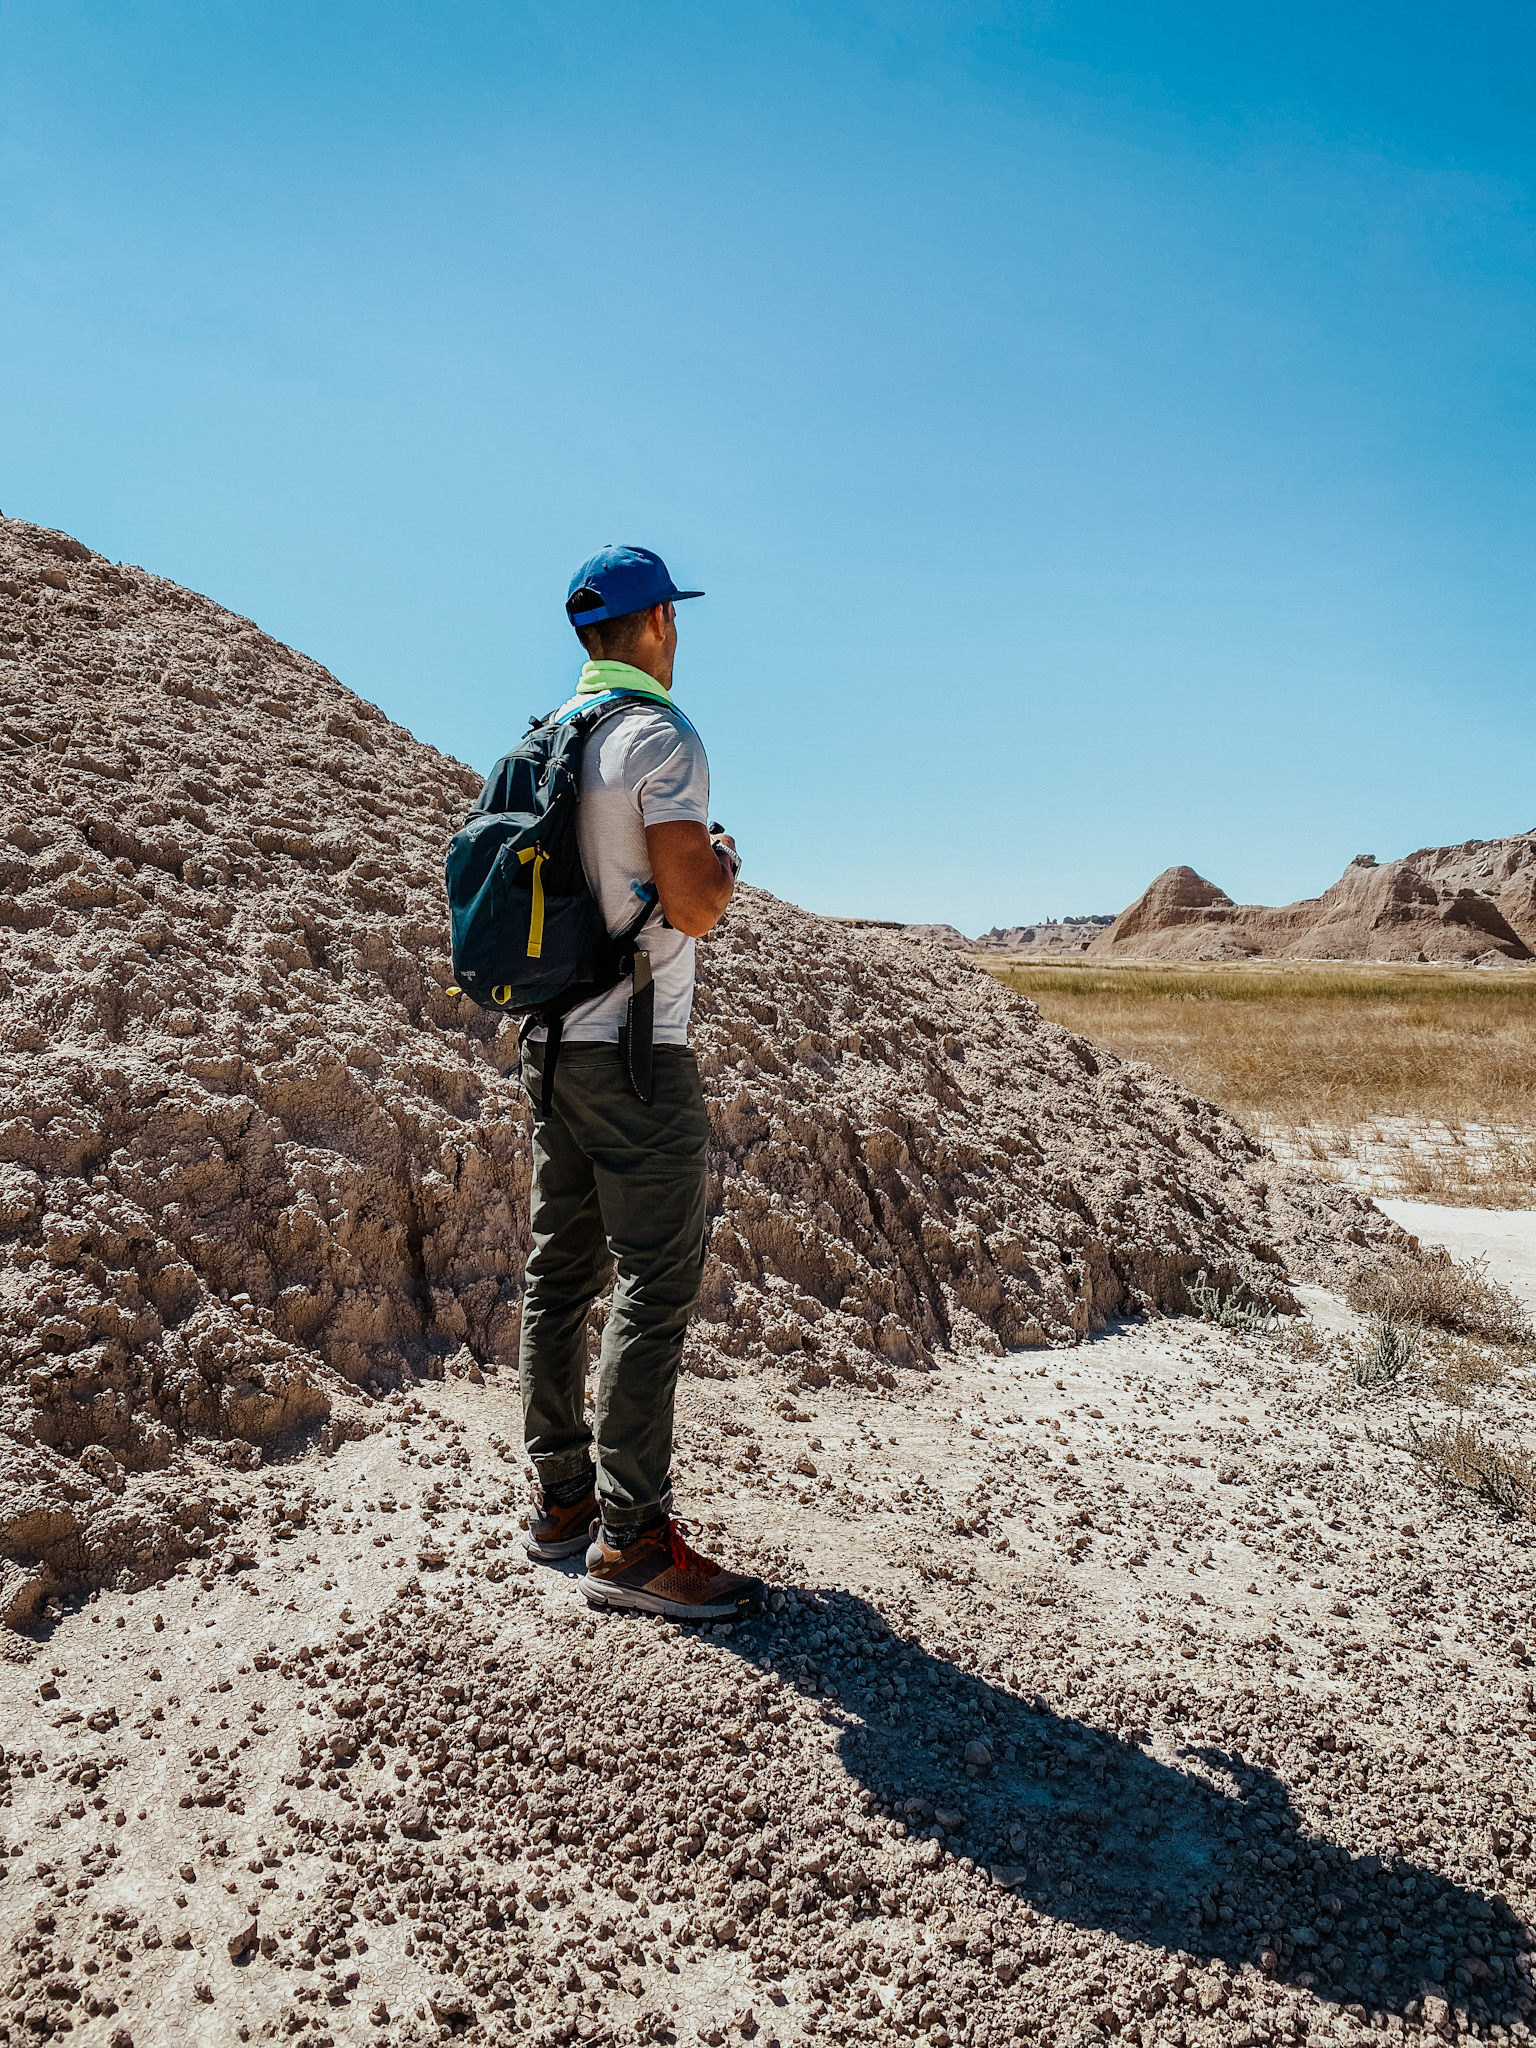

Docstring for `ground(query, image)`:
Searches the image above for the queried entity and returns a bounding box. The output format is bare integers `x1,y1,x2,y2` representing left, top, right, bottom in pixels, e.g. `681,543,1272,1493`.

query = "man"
519,544,764,1621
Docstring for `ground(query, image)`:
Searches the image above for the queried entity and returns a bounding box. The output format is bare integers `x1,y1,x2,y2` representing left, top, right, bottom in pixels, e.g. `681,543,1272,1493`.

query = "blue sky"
4,2,1533,931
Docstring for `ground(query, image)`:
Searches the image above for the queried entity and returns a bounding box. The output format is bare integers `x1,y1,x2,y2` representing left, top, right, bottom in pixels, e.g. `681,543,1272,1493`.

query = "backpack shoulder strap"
551,688,635,728
552,689,702,742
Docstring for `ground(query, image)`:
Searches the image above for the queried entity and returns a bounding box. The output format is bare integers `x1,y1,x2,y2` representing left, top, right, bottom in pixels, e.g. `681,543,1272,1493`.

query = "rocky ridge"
898,922,1115,956
972,921,1116,955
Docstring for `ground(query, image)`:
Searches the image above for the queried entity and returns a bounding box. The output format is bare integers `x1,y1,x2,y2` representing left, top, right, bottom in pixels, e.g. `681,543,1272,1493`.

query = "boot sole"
579,1573,760,1621
525,1532,592,1562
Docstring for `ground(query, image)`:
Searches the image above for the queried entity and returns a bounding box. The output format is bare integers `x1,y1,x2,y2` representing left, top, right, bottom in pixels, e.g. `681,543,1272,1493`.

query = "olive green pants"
518,1040,707,1530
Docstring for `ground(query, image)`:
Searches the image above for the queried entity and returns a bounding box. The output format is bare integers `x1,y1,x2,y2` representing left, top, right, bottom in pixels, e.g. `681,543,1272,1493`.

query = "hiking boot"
581,1517,766,1620
525,1475,597,1562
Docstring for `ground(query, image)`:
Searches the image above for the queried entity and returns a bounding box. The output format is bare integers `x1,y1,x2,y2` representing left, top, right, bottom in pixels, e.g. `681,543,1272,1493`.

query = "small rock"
228,1914,258,1960
179,1864,195,1884
934,1808,964,1833
400,1802,430,1838
962,1739,993,1770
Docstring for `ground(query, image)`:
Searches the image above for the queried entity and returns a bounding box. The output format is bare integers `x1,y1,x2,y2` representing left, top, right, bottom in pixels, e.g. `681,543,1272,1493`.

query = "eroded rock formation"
1094,844,1536,964
0,516,1400,1610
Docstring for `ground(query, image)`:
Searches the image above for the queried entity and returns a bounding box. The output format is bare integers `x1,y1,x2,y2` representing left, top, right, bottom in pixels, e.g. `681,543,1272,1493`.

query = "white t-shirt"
545,698,711,1045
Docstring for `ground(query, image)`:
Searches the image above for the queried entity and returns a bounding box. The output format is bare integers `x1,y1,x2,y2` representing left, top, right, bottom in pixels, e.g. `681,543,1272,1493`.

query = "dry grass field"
981,957,1536,1206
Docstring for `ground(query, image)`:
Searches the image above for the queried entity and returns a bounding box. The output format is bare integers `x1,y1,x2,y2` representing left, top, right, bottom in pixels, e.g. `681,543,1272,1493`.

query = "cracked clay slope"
0,515,1401,1611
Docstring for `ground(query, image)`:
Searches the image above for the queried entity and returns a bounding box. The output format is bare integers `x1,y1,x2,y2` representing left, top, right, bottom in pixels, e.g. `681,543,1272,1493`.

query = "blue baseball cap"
565,545,703,628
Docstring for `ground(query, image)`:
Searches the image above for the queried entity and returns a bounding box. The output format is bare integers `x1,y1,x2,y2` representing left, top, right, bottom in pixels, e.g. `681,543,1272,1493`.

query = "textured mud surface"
0,516,1402,1618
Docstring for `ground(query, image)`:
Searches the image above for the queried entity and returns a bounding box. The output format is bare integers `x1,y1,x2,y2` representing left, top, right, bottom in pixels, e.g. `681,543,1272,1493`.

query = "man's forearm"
646,820,738,936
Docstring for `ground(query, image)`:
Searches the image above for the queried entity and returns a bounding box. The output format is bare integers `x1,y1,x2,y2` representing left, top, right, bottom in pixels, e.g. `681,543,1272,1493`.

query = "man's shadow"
701,1587,1531,2031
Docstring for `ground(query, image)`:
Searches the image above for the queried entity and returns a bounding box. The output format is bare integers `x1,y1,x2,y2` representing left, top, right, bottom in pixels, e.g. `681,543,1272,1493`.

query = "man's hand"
645,821,737,938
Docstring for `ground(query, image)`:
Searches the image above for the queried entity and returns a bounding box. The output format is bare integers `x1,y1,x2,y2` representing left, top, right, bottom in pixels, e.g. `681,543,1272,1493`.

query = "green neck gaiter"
576,660,675,709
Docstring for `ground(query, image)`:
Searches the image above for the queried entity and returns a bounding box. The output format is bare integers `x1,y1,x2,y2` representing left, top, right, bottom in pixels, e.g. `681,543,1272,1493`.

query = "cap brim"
669,589,704,601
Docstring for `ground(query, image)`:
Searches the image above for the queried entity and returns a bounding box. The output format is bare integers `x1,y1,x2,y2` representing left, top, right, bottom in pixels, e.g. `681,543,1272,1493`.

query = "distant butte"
1091,837,1536,964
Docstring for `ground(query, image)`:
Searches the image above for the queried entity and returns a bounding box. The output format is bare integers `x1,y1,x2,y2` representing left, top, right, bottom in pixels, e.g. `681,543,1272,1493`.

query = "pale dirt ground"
3,1217,1535,2048
1377,1208,1536,1317
1260,1130,1535,1214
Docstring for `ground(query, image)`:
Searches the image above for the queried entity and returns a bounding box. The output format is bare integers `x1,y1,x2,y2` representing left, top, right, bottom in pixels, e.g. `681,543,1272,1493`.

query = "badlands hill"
0,514,1398,1615
1093,841,1536,964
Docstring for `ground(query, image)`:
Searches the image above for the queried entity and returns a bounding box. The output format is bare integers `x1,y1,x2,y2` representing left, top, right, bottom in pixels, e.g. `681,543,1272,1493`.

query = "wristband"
713,838,742,879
